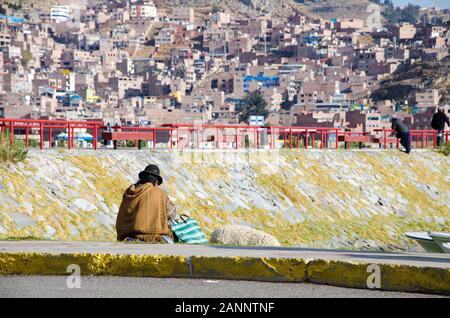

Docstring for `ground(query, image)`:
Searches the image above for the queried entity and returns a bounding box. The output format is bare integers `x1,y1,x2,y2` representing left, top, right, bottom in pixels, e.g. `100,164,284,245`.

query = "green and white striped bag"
170,215,208,244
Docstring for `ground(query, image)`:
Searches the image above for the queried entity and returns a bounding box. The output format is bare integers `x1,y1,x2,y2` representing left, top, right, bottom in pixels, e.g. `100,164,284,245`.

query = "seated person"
116,164,178,243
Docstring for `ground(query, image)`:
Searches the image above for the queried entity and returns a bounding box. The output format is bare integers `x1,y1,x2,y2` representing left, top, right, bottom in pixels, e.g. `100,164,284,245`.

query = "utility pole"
224,28,227,58
264,32,267,55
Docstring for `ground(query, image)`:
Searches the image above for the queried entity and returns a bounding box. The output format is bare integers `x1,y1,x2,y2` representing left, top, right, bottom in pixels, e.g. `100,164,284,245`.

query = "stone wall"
0,149,448,251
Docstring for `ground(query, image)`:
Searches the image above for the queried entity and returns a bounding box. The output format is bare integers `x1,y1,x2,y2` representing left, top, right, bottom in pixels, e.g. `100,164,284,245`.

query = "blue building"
243,75,279,93
69,95,82,108
0,15,25,24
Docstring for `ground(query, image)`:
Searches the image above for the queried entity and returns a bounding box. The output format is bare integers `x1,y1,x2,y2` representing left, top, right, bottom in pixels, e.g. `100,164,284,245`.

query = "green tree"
382,0,419,24
7,1,22,11
22,50,33,67
211,4,221,13
239,92,269,124
400,4,419,24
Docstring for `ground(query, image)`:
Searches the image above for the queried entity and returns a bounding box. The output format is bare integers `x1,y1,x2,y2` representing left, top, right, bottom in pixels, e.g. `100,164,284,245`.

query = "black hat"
138,164,163,185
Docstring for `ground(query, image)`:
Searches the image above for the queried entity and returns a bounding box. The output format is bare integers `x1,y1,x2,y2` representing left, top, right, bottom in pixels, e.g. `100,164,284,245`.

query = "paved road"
0,276,444,298
1,241,449,268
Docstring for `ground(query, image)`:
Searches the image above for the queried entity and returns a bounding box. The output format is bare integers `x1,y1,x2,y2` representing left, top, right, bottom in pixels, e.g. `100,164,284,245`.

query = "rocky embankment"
0,149,449,252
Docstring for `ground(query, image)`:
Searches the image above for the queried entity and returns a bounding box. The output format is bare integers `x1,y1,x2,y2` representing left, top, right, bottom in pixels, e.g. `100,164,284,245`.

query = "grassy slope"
0,150,448,252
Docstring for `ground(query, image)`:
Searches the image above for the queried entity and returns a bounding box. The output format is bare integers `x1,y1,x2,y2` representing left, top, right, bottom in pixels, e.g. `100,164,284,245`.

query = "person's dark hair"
137,174,160,186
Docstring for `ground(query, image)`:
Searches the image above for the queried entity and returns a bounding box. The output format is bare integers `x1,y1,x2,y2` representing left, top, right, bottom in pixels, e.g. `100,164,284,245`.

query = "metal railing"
0,118,103,150
0,118,449,151
373,129,450,150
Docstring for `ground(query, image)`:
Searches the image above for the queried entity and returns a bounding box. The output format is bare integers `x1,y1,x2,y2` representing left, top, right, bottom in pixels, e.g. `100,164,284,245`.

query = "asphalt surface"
0,276,445,298
1,241,449,268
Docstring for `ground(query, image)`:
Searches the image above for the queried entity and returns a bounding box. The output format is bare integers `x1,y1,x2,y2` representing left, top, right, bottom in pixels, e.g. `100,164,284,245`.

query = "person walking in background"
391,115,411,154
116,164,178,243
431,107,449,147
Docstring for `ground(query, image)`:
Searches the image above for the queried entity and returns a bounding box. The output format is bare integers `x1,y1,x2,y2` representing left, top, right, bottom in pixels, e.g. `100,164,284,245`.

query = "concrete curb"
307,259,450,295
190,256,308,282
1,252,449,295
0,253,189,277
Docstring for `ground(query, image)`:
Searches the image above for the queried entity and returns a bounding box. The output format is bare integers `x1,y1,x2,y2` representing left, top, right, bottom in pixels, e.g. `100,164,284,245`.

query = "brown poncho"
116,183,173,243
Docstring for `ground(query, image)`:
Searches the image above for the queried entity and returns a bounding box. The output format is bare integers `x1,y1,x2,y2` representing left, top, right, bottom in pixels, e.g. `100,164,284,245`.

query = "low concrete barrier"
1,252,449,295
0,253,189,277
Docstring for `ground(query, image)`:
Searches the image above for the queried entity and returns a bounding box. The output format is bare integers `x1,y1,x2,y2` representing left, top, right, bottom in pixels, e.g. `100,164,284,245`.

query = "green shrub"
28,138,39,148
245,135,250,148
438,141,450,156
0,132,28,163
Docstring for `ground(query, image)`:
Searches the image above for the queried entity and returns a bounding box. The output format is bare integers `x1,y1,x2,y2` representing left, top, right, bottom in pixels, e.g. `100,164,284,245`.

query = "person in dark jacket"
431,107,449,147
391,115,411,154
